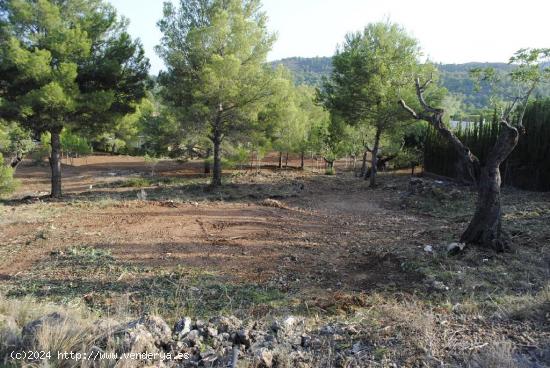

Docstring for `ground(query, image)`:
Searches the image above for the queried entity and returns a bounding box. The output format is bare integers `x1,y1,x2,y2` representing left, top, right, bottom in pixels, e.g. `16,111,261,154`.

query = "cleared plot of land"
1,155,549,365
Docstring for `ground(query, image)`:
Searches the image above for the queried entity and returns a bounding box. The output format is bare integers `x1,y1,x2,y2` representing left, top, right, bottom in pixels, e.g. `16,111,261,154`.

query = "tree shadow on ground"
1,177,307,207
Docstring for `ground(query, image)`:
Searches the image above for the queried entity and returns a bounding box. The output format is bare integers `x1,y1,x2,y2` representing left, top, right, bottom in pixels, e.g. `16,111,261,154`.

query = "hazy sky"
108,0,550,74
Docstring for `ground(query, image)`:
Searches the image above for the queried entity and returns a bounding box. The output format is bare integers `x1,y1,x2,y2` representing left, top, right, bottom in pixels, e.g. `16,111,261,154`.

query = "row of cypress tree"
424,99,550,191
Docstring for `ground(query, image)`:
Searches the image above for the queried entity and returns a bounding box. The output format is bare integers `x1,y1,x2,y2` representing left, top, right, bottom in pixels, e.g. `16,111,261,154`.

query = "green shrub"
204,156,233,169
227,145,250,169
0,153,19,197
30,144,50,165
325,167,335,175
393,148,422,169
29,132,52,165
118,177,152,188
61,130,93,158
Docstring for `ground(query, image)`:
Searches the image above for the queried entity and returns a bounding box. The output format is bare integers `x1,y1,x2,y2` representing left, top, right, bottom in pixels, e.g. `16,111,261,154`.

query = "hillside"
271,56,333,86
271,57,550,108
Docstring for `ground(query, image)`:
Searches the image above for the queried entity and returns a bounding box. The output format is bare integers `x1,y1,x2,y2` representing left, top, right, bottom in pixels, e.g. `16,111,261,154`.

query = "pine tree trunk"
368,127,382,186
10,155,22,170
49,128,63,198
460,121,519,251
278,151,282,169
211,135,222,187
211,136,222,187
285,152,289,168
204,147,211,174
211,113,223,187
360,150,368,178
300,151,304,170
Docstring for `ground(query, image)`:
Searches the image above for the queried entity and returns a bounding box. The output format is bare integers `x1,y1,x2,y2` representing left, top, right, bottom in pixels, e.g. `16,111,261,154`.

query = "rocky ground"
6,311,374,367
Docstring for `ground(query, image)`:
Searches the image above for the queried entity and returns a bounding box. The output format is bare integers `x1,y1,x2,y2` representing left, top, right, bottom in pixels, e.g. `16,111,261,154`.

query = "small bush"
120,177,152,188
30,144,50,165
393,148,422,169
0,154,19,197
29,132,52,165
227,145,250,169
325,167,335,175
98,176,189,189
204,156,233,169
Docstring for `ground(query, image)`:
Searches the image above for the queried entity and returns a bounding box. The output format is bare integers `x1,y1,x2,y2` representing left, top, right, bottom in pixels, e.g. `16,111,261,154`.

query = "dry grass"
0,296,96,367
0,296,161,368
258,198,288,209
467,340,528,368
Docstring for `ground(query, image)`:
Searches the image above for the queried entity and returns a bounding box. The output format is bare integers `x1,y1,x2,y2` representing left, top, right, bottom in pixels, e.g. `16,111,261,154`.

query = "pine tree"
0,0,149,197
157,0,277,187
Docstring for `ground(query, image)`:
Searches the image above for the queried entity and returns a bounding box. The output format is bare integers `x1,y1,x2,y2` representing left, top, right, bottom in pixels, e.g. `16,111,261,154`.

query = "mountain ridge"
270,57,549,108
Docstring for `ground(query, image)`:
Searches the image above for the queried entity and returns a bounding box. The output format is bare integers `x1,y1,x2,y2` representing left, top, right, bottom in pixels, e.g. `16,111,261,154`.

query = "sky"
108,0,550,75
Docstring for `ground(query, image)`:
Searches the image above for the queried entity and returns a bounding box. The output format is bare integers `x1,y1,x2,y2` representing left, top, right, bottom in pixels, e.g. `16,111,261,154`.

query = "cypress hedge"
424,99,550,191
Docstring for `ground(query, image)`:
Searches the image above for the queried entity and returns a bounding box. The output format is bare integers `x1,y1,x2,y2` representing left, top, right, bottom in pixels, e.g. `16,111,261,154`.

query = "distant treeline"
424,99,550,191
271,57,550,108
270,57,332,86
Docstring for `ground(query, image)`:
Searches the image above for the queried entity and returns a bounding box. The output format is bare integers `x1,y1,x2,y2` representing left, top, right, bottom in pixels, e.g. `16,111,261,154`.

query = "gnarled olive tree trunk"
399,78,518,250
401,79,481,185
460,121,518,251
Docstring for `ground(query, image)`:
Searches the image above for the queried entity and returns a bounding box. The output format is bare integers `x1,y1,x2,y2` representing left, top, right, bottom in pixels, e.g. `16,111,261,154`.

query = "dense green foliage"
0,0,149,133
0,0,149,196
0,152,18,196
0,120,33,167
157,0,281,186
156,0,330,185
319,21,424,184
425,100,550,191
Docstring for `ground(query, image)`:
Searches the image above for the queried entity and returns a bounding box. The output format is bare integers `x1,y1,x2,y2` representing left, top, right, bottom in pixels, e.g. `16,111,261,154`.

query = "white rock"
432,281,449,291
423,245,433,253
137,189,147,200
447,242,465,253
175,317,192,338
255,348,273,368
283,316,297,329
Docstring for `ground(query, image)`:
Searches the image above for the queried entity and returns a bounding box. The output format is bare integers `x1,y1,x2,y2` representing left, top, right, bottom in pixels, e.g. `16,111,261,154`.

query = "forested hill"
271,57,333,86
270,57,550,108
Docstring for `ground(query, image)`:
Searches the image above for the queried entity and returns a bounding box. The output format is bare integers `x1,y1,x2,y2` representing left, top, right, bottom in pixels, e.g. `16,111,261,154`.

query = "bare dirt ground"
2,155,419,297
1,155,549,366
